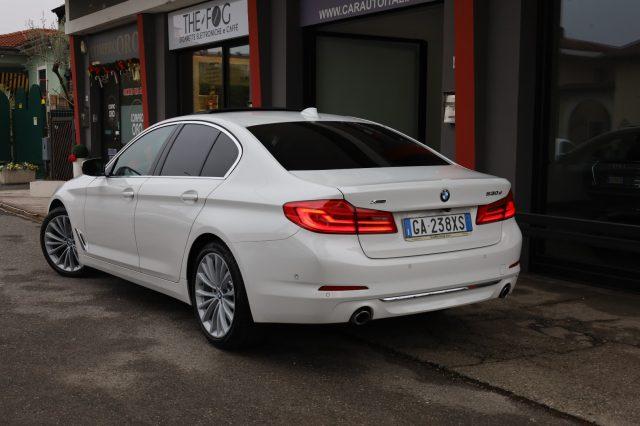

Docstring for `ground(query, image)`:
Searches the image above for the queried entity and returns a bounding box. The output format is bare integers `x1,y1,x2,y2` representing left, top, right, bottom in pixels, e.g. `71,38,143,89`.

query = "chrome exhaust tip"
499,284,512,299
350,307,373,326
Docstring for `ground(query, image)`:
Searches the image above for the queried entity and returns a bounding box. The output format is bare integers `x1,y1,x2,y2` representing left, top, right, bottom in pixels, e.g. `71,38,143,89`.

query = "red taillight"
283,199,397,235
318,285,369,291
355,206,398,234
476,191,516,225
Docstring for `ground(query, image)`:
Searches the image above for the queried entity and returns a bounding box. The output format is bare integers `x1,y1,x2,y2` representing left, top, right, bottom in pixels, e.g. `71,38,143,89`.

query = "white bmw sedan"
40,109,522,349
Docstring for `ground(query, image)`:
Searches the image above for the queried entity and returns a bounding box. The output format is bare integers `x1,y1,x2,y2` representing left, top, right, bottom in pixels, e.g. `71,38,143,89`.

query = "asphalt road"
0,211,579,424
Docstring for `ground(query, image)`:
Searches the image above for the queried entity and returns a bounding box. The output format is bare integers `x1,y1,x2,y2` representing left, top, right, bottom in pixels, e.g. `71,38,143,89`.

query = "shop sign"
88,24,138,63
300,0,436,26
168,0,249,50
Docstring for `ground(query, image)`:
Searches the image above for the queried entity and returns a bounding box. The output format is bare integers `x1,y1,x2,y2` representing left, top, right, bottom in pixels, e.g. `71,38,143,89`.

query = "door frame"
304,31,428,143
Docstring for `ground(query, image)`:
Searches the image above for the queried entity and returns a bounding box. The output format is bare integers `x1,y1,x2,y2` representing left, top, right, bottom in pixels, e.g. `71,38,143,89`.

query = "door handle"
122,188,135,200
181,190,198,203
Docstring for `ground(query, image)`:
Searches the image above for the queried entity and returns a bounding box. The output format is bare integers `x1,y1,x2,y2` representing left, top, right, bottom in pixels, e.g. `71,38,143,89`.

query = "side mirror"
81,158,105,176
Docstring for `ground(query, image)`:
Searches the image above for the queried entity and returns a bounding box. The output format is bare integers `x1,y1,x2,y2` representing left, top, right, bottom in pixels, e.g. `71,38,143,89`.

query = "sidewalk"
0,186,49,221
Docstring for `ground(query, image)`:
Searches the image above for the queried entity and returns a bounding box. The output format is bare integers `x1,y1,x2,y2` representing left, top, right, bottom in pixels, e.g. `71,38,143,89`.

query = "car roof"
161,109,368,128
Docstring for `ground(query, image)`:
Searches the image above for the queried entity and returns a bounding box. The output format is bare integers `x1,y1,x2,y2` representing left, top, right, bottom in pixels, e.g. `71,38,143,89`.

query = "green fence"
0,85,45,175
14,85,45,171
0,91,10,162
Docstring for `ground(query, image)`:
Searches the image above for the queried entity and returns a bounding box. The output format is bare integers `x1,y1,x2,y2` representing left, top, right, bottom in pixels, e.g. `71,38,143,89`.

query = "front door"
101,80,121,160
84,175,147,268
83,125,178,269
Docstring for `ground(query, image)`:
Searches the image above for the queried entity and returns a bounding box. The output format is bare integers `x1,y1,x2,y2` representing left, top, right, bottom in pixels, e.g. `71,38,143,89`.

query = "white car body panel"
84,176,147,268
135,176,223,281
293,166,509,258
233,219,521,323
48,110,522,324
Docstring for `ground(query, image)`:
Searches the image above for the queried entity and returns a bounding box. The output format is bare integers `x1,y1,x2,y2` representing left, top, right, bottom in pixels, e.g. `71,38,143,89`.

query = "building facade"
64,0,640,288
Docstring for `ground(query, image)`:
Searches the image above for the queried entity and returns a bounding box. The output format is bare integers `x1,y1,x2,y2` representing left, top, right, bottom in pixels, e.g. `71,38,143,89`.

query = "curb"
0,202,45,223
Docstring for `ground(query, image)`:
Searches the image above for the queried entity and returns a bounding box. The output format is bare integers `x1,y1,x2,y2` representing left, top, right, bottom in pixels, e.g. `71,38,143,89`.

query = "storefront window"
538,0,640,278
120,72,144,145
546,0,640,226
192,47,223,112
228,44,251,108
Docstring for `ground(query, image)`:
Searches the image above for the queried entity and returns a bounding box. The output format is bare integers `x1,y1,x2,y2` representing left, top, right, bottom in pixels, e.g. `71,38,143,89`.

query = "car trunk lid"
291,166,510,259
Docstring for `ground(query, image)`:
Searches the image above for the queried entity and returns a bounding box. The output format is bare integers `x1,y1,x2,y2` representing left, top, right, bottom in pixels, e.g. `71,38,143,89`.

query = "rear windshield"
247,121,449,170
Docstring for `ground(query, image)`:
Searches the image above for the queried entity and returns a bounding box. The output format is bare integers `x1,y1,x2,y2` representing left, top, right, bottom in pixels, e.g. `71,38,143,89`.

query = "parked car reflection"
547,127,640,224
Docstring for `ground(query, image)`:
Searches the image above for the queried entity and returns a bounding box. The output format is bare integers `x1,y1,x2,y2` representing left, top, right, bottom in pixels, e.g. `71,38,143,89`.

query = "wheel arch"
186,233,234,286
49,198,65,212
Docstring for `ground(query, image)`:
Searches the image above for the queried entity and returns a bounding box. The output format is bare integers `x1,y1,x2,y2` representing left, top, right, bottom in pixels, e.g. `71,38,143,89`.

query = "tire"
40,207,88,277
189,241,258,350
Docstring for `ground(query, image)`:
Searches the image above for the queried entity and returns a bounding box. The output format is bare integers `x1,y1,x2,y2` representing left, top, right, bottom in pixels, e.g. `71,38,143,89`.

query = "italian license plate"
402,213,472,241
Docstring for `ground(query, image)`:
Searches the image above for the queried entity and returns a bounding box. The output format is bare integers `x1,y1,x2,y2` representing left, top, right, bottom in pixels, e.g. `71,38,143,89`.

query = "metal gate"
13,85,45,169
0,91,10,162
49,109,74,180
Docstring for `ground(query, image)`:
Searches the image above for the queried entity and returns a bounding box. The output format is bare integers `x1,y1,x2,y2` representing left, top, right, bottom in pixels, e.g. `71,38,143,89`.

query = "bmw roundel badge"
440,189,450,202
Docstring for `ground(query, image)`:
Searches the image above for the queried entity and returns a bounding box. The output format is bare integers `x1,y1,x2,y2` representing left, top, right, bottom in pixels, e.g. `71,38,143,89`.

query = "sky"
561,0,640,47
0,0,63,34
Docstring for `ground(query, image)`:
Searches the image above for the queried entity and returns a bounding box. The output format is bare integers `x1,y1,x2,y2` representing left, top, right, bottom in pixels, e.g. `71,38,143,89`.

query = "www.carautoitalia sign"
300,0,435,26
168,0,248,50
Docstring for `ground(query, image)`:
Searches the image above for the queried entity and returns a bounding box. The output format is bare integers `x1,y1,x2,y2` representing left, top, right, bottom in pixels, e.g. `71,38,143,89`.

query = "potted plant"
69,144,90,178
0,162,38,184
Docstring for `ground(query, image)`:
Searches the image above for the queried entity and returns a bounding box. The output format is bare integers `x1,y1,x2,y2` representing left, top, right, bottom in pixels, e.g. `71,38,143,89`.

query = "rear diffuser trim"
380,280,501,302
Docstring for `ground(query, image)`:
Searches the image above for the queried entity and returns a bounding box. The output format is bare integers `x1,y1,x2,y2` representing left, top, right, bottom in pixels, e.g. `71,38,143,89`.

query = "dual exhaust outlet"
348,283,512,326
350,307,373,326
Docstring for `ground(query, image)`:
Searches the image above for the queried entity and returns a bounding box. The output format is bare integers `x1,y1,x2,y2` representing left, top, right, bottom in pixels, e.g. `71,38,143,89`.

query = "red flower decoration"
68,154,77,163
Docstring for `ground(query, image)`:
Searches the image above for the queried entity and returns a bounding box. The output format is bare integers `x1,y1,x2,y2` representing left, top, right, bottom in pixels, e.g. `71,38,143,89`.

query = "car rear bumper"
233,218,522,324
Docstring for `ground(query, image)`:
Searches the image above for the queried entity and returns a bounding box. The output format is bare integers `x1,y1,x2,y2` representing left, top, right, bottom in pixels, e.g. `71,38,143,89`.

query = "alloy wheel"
44,214,81,272
194,253,236,338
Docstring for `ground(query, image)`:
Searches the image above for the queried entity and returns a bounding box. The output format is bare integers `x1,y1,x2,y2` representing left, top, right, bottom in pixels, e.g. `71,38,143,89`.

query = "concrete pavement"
0,185,49,221
0,211,574,424
349,275,640,424
1,210,639,424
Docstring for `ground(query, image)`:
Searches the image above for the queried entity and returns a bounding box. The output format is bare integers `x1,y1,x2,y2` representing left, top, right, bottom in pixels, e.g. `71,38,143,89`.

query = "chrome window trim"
105,120,243,180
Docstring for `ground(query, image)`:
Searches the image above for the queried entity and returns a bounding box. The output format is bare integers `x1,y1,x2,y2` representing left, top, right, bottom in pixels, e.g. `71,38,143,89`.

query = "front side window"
112,125,176,176
160,124,220,176
247,121,449,171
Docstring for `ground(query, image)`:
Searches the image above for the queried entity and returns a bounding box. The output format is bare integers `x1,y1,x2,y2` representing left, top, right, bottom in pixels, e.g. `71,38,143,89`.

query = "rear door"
134,123,241,282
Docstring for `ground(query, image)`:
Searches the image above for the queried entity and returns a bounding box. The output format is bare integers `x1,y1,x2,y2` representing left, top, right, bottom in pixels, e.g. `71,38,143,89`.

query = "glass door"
180,40,251,113
228,44,251,108
193,47,223,112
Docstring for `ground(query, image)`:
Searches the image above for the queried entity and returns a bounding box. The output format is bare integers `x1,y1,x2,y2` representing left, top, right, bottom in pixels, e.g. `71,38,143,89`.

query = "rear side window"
200,133,240,177
112,125,176,176
160,124,220,176
247,121,449,171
